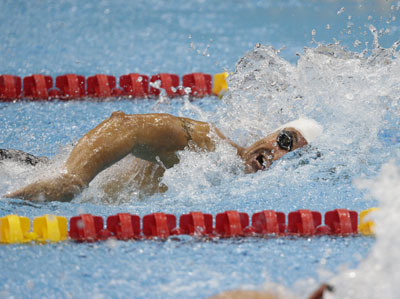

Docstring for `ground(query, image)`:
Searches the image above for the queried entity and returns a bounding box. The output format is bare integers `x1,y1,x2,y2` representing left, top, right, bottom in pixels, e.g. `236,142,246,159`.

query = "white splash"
326,160,400,299
160,40,400,210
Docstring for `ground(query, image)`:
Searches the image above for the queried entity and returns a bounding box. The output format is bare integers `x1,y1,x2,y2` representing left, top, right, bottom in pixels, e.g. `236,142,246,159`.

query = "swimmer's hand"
3,173,85,202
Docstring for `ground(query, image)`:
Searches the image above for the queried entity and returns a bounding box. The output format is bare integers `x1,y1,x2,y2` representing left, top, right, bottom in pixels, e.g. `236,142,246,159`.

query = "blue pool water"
1,1,400,298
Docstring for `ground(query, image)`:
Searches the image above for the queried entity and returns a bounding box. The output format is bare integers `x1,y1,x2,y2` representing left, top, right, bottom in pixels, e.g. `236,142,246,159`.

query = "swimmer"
3,112,322,202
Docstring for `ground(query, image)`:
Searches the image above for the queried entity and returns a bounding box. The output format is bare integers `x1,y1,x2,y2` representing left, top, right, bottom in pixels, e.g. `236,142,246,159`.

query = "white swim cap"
278,118,323,143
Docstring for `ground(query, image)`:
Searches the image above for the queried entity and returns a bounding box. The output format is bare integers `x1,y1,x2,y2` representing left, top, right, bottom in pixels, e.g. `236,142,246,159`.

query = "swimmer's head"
276,118,323,144
241,118,323,173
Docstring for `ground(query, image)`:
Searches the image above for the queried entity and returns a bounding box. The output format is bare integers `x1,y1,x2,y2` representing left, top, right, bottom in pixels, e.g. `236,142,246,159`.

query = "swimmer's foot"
4,173,85,202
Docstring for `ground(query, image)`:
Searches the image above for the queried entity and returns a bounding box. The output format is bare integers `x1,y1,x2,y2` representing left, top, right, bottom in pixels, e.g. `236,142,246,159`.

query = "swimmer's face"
241,127,308,173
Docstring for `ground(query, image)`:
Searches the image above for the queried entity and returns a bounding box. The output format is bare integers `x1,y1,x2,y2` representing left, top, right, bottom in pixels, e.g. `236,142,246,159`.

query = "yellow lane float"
358,208,378,236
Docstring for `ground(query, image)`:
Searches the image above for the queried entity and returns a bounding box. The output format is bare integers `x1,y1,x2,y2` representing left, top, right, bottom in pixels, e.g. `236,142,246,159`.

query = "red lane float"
215,211,249,237
0,75,21,101
325,209,358,235
23,74,53,100
149,73,181,97
179,212,213,236
182,73,212,97
120,73,149,98
107,213,141,240
142,213,177,238
69,214,110,242
55,74,86,100
287,210,322,236
252,210,286,235
87,74,117,98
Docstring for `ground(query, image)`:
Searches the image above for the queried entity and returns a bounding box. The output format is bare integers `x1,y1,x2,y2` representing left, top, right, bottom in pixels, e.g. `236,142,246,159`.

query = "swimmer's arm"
5,112,238,202
66,112,243,184
210,125,245,156
64,112,221,184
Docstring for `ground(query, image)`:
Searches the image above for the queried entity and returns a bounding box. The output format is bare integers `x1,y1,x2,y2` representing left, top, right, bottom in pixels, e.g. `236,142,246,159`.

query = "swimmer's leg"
0,149,49,166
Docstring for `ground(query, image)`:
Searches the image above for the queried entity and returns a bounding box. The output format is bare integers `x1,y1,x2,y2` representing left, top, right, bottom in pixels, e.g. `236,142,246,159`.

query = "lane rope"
0,72,230,101
0,208,377,244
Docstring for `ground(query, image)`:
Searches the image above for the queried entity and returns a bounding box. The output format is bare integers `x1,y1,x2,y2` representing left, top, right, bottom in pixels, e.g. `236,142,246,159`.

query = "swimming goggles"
277,130,293,151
